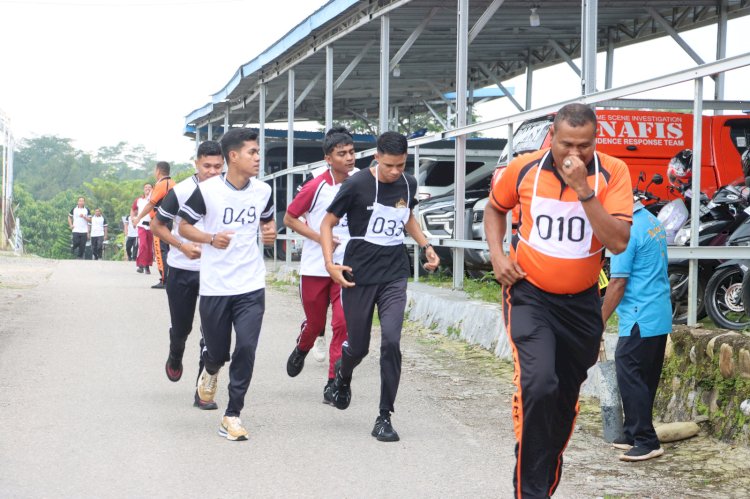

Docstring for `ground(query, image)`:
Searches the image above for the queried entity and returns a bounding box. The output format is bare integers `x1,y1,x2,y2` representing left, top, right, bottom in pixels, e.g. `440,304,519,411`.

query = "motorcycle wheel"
705,266,750,330
742,271,750,316
668,264,707,324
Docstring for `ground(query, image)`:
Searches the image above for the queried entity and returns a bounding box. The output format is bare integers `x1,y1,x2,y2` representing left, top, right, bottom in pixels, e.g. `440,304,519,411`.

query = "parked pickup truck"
419,110,750,271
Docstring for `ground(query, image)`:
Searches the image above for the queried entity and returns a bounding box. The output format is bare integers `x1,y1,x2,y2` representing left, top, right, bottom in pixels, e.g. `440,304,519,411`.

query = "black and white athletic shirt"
179,173,274,296
156,175,202,272
327,167,418,285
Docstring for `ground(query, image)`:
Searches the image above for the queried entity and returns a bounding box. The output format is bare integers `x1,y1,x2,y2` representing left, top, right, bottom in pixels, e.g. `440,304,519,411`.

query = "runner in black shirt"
320,131,439,442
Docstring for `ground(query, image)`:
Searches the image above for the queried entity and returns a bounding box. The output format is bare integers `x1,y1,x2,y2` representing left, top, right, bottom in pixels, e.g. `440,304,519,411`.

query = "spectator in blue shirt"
601,201,672,462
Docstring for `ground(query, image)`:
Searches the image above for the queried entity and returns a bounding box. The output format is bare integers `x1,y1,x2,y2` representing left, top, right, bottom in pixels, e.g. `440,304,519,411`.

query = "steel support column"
379,15,390,134
326,46,334,130
259,84,267,179
224,109,229,139
525,52,533,109
453,0,469,290
207,123,213,140
605,27,615,89
688,78,704,326
715,0,728,105
581,0,598,95
286,70,295,265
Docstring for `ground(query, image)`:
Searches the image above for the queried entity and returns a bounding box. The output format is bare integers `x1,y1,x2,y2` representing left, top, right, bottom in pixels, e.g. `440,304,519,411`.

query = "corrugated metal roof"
185,0,750,134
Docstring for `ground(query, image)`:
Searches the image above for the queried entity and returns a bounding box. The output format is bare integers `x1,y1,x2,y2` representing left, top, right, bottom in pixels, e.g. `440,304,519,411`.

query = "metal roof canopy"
185,0,750,132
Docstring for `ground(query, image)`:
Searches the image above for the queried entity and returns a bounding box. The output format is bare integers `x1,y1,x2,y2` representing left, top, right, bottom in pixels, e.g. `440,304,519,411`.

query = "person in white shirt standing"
68,197,90,259
88,208,108,260
151,140,223,410
179,129,276,441
122,215,138,261
284,127,354,404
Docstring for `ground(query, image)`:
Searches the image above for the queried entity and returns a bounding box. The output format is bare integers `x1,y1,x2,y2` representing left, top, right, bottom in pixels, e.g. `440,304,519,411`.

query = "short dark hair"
553,103,597,130
323,126,354,155
220,128,259,163
197,140,222,158
376,131,408,156
156,161,170,176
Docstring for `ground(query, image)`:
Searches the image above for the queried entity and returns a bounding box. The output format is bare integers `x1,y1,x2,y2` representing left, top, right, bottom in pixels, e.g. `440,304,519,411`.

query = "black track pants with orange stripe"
503,279,602,499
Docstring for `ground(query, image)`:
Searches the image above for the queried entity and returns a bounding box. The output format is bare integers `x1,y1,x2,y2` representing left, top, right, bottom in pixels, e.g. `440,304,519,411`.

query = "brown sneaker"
619,446,664,462
219,416,248,441
196,368,219,405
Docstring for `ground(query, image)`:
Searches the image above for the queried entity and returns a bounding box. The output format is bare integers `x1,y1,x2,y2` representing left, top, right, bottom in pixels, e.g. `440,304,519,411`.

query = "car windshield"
496,117,553,166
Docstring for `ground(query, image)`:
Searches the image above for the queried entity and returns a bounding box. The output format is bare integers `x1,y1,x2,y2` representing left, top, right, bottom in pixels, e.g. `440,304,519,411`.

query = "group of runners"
152,126,437,443
149,103,665,498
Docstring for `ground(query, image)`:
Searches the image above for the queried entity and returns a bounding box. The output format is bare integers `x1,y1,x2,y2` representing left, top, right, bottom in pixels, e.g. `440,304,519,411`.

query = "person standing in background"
68,196,90,259
122,214,138,261
601,200,671,462
133,162,175,288
131,183,153,274
88,208,108,260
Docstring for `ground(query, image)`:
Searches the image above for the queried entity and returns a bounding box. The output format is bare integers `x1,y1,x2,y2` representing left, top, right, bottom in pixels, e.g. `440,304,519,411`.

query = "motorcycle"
666,181,750,324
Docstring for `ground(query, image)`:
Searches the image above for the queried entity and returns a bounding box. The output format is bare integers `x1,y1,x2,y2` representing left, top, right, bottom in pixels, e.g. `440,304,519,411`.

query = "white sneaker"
312,335,327,362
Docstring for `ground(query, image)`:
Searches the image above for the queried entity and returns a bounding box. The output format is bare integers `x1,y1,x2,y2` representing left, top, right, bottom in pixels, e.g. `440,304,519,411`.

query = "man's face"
374,152,407,183
143,184,153,196
230,140,261,178
549,120,597,168
326,143,356,175
77,197,85,208
95,209,102,217
195,154,224,182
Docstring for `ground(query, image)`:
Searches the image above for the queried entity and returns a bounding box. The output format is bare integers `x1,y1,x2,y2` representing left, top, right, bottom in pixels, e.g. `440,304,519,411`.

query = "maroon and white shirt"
287,169,350,276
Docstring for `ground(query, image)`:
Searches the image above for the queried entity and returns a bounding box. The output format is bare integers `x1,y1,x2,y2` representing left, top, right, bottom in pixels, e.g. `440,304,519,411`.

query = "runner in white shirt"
88,208,108,260
151,141,223,411
68,197,90,259
179,129,276,441
283,127,354,404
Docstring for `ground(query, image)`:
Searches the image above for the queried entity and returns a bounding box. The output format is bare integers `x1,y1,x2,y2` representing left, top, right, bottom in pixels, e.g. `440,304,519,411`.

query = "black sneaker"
330,359,351,410
151,281,166,289
612,436,633,451
286,347,309,377
323,380,334,405
371,415,400,442
165,354,183,382
136,266,144,273
619,446,664,462
145,267,151,275
193,390,218,410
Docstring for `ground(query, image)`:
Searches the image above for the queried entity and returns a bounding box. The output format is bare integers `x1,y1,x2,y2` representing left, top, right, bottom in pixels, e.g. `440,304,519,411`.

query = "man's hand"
490,251,526,287
180,242,202,259
558,156,592,198
261,223,277,245
211,231,235,249
423,246,440,272
326,262,355,288
131,217,138,228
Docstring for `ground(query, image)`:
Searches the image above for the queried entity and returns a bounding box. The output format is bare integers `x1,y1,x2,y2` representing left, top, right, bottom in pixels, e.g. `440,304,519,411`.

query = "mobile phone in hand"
342,270,354,282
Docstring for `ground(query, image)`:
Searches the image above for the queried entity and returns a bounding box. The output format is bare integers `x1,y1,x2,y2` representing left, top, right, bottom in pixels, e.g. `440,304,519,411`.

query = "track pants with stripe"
297,275,347,379
503,279,602,499
166,265,203,373
199,289,265,417
615,324,667,451
340,278,407,413
153,236,169,283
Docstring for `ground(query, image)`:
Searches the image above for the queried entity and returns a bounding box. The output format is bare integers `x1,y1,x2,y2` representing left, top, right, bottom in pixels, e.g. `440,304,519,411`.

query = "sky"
1,1,749,163
0,0,314,162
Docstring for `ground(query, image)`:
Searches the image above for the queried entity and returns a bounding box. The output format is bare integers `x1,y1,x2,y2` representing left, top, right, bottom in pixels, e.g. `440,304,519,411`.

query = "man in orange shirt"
484,103,633,498
133,161,175,289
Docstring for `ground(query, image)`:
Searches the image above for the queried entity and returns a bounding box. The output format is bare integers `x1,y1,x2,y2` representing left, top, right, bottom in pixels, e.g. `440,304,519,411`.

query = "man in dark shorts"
484,103,633,497
320,131,439,442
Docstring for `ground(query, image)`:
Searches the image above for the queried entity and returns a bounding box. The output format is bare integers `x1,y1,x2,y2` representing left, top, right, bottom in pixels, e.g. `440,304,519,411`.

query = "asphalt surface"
0,258,513,498
3,256,749,498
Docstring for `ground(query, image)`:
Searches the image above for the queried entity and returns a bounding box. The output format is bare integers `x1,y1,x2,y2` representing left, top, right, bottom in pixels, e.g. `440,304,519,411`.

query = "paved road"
2,257,749,498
